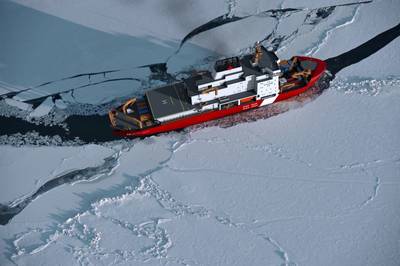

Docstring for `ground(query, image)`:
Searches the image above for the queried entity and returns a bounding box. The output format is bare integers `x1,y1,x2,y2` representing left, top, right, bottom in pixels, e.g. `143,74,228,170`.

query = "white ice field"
0,0,399,265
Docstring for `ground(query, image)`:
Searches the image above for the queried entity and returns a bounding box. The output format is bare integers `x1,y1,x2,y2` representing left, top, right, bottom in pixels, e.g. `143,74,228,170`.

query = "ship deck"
145,82,193,120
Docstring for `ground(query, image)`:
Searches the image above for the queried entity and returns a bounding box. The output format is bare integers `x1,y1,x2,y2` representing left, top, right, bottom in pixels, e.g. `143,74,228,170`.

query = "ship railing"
122,98,136,114
108,110,117,127
109,108,144,130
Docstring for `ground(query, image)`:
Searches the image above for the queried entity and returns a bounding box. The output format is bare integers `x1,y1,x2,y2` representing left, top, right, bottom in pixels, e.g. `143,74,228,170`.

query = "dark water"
64,114,118,143
0,116,66,137
326,22,400,76
0,114,117,143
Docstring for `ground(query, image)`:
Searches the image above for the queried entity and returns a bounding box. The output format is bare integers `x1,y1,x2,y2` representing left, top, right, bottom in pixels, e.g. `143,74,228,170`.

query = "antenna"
252,41,263,66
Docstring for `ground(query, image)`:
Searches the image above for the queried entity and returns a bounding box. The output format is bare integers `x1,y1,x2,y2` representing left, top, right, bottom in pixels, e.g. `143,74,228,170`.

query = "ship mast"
252,41,263,66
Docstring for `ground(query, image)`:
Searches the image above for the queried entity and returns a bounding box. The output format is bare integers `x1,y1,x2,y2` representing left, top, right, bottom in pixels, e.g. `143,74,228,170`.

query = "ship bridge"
211,57,243,80
214,57,241,72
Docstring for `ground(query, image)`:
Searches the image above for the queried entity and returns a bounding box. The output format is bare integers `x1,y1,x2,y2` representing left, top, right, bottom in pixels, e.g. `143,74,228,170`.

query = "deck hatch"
145,82,193,120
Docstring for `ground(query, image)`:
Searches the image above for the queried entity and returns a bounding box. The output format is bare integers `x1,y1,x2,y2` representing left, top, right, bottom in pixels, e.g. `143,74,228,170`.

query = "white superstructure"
186,46,281,111
144,44,285,123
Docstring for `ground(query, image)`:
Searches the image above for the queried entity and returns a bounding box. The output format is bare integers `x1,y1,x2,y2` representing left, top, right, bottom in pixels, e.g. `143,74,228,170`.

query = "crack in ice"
304,5,361,56
360,176,381,207
0,146,125,225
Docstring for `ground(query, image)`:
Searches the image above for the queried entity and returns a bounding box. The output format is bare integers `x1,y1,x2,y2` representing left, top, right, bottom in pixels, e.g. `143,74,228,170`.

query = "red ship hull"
113,57,326,138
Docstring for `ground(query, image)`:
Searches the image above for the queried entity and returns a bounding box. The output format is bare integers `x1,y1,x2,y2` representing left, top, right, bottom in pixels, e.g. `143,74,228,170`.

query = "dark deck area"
145,82,193,119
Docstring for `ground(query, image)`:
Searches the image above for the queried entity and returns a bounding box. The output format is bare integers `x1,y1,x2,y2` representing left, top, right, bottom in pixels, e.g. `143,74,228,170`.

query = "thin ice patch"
29,97,55,118
0,131,82,147
331,77,400,96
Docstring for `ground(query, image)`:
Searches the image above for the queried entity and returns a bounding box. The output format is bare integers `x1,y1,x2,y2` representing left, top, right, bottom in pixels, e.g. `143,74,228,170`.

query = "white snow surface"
1,0,400,265
4,98,32,112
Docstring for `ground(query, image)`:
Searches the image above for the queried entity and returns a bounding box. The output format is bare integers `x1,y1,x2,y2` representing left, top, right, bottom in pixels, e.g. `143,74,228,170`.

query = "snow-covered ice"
4,98,32,112
0,0,399,265
28,97,54,118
